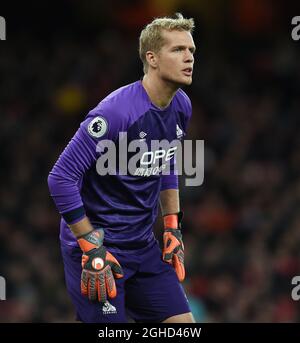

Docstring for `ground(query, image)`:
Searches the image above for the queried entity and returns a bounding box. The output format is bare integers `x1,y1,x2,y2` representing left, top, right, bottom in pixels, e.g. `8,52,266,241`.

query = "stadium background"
1,0,300,322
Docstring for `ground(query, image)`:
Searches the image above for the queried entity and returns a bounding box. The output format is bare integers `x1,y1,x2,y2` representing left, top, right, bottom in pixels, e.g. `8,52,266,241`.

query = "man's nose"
184,50,194,63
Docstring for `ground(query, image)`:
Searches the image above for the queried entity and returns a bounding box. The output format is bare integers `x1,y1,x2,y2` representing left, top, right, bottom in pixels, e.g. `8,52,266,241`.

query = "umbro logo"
139,131,147,141
176,124,183,138
139,131,147,139
102,301,117,315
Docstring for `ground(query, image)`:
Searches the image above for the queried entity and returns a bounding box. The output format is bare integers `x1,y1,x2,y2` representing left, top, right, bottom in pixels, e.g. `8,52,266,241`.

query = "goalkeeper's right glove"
77,229,124,302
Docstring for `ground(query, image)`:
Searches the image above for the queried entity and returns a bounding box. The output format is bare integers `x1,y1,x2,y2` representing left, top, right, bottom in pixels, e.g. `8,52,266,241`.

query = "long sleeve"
48,127,96,224
48,113,119,224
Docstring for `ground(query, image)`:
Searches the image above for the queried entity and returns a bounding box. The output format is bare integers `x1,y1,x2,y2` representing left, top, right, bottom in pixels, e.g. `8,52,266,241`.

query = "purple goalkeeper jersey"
48,80,192,248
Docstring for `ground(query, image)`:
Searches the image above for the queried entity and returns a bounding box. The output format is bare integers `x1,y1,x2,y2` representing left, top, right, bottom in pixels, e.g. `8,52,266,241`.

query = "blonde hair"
139,13,195,74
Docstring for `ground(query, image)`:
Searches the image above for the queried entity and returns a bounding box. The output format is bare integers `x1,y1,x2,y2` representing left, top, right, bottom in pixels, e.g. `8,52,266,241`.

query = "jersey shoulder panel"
82,81,150,141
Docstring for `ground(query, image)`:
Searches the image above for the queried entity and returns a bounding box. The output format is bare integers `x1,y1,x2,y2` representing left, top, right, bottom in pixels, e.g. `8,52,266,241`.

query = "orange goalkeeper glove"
162,211,185,282
77,229,124,302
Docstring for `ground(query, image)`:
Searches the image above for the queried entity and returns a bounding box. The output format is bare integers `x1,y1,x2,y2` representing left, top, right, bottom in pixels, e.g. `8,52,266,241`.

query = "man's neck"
142,74,178,109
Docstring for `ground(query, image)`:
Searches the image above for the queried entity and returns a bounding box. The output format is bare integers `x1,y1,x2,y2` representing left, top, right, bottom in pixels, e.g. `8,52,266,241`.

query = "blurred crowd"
1,0,300,322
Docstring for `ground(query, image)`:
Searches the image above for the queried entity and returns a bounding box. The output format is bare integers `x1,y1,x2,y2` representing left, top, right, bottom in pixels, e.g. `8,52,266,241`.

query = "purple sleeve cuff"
160,174,179,191
61,206,86,225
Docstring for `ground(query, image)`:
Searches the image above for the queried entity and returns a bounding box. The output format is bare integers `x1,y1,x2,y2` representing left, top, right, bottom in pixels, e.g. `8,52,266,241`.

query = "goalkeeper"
48,13,195,323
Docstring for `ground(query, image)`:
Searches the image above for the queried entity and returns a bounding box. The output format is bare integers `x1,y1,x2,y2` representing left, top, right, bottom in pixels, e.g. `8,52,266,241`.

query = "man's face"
156,30,195,86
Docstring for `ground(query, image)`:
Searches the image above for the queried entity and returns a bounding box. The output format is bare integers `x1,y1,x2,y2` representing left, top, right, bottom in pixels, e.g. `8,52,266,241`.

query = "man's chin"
179,77,193,86
170,76,193,87
162,75,193,87
184,78,193,85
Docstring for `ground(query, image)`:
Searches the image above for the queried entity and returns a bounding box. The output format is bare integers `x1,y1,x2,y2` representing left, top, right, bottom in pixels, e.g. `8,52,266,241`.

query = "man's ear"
145,51,158,69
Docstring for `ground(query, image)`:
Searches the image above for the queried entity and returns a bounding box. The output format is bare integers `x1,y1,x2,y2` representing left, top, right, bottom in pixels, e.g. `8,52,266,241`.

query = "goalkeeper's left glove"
162,211,185,282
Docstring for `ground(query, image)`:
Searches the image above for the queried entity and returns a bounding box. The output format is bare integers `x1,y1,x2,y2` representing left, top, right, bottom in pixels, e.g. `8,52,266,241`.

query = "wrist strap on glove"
163,211,184,230
77,229,104,253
